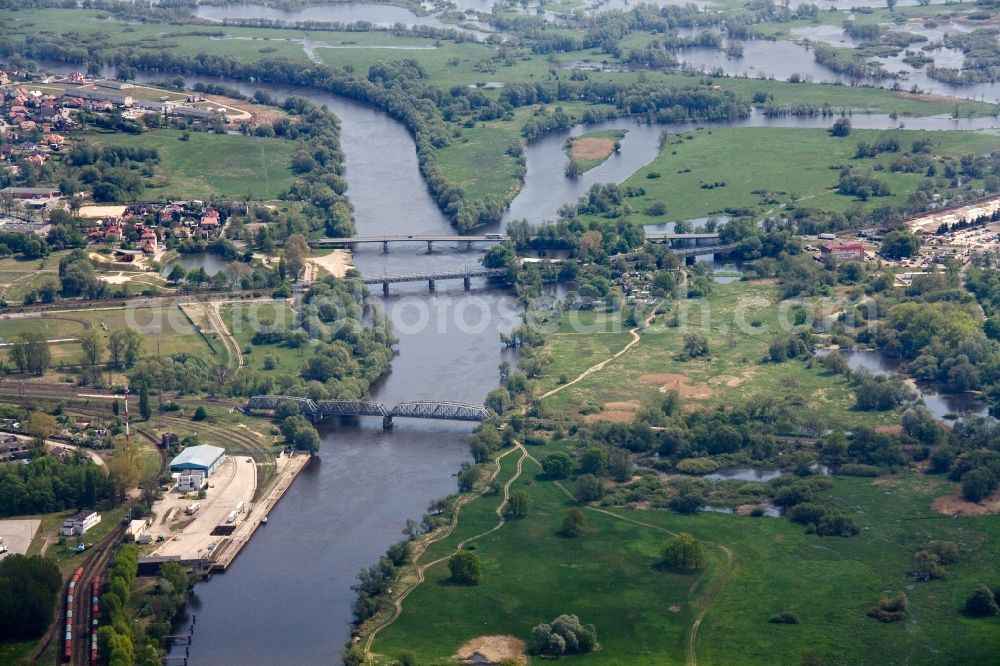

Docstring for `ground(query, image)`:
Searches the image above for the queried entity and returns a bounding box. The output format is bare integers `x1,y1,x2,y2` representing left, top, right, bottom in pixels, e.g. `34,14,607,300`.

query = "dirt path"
363,443,534,657
538,306,656,400
201,301,244,376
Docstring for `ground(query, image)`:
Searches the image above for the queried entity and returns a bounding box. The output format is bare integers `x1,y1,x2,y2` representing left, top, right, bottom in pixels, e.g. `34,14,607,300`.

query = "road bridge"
645,232,721,241
310,235,508,253
245,395,497,429
361,267,508,295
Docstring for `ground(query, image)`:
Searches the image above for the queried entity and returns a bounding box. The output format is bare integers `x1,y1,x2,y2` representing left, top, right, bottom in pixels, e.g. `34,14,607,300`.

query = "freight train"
64,566,84,661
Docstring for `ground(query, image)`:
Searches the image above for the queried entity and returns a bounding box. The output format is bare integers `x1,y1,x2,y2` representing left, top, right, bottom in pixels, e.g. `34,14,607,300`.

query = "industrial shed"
169,444,226,477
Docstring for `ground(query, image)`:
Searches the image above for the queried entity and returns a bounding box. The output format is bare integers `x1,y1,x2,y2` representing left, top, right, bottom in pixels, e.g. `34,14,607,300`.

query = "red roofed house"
200,209,220,232
104,225,123,242
68,72,86,84
820,241,865,262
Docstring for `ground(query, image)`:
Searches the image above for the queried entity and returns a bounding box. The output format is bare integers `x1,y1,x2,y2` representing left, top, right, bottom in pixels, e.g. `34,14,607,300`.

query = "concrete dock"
209,452,309,570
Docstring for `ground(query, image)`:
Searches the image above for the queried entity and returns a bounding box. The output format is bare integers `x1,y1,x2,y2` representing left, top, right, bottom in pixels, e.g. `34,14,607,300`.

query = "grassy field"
620,127,1000,224
538,280,901,430
373,442,1000,664
88,129,298,200
433,122,525,203
220,302,309,376
372,450,718,665
0,304,217,369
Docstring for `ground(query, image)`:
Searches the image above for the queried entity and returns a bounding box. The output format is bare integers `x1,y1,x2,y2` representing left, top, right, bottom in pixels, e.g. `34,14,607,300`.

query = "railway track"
68,524,123,666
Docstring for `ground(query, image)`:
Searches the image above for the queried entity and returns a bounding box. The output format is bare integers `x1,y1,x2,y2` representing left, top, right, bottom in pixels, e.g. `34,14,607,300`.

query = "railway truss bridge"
245,395,497,429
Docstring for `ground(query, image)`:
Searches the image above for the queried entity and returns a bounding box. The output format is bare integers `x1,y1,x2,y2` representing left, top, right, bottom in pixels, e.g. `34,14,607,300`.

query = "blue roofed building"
169,444,226,477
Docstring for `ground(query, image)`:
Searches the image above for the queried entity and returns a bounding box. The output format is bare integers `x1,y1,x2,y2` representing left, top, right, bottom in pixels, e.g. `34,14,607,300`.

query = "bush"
676,457,720,474
768,612,800,624
576,474,603,502
541,452,573,479
867,592,908,622
562,508,587,537
965,585,999,617
531,614,597,655
192,406,207,421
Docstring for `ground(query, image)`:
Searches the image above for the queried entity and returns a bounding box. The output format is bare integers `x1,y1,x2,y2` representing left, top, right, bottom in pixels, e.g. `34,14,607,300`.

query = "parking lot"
0,519,40,559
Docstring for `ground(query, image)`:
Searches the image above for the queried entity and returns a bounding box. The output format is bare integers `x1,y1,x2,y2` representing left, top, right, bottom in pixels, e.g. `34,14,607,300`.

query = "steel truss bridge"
245,395,498,429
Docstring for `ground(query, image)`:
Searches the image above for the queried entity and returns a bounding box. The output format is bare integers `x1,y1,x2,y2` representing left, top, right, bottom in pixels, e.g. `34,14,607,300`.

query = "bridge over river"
245,395,497,429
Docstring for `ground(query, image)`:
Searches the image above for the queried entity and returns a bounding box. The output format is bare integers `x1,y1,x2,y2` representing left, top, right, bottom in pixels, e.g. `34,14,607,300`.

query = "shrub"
576,474,603,502
816,513,860,537
768,612,800,624
669,493,702,514
676,457,720,474
541,452,573,479
531,615,597,655
965,585,999,617
562,508,587,537
867,592,908,622
926,540,959,565
192,406,207,421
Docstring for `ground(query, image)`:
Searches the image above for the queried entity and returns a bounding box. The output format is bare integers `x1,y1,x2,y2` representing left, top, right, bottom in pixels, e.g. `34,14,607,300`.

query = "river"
108,74,522,665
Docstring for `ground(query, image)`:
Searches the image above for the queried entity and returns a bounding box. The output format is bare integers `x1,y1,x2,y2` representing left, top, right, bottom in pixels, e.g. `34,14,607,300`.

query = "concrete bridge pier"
466,240,474,250
382,282,390,297
382,415,393,429
426,240,434,253
428,279,436,291
464,276,471,290
382,241,389,254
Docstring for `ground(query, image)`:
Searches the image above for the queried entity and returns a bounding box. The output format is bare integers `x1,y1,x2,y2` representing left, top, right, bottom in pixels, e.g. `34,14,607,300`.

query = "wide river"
38,49,1000,661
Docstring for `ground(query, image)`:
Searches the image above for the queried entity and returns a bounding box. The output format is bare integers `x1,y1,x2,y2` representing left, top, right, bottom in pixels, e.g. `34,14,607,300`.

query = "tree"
109,328,143,368
457,465,479,492
79,328,104,367
830,117,852,137
682,333,709,358
138,384,151,421
880,230,921,259
579,447,607,475
661,532,705,569
192,406,207,422
531,615,597,654
962,468,995,503
0,554,63,639
448,551,483,585
10,332,51,375
26,412,57,447
562,508,587,537
167,264,187,284
965,585,999,617
507,489,532,518
284,233,309,282
576,474,603,502
107,438,141,503
541,452,573,479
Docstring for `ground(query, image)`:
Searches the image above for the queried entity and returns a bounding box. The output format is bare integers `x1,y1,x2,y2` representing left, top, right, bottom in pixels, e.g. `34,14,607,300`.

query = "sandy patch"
639,373,711,399
570,137,615,161
708,374,745,387
668,604,682,612
455,635,526,665
307,249,354,279
203,94,279,126
77,204,128,219
875,424,903,436
99,274,133,285
932,491,1000,516
585,400,640,423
